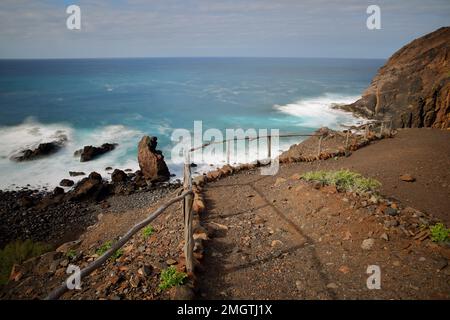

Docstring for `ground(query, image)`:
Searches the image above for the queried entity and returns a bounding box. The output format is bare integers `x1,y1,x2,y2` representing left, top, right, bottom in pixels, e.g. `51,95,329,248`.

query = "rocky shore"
2,126,449,300
0,135,178,249
0,173,181,249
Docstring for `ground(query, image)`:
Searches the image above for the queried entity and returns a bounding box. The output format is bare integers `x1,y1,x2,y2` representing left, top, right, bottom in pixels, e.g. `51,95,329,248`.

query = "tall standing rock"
137,136,171,182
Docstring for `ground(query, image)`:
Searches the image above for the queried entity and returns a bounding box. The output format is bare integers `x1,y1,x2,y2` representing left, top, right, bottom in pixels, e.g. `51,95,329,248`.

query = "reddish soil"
197,128,450,299
1,189,188,300
2,128,449,300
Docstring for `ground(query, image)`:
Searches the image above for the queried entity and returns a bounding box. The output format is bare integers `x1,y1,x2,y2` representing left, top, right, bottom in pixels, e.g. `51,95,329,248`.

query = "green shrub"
96,241,112,256
430,223,449,243
301,169,381,194
0,240,51,285
158,266,187,291
66,249,77,260
111,248,123,261
96,241,123,261
142,225,155,239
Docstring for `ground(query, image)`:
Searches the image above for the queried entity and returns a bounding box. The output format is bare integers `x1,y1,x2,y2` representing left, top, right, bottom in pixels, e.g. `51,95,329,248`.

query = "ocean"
0,58,383,189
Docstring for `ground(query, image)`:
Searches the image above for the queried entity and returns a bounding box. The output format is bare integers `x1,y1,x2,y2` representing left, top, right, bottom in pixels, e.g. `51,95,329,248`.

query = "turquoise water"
0,58,383,189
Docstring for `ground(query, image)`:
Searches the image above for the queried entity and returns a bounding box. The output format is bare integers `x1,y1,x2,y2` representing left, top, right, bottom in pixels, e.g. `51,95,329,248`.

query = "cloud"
0,0,449,58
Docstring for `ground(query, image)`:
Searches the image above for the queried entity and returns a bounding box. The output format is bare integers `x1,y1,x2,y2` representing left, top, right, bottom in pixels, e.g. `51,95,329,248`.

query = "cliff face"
341,27,450,129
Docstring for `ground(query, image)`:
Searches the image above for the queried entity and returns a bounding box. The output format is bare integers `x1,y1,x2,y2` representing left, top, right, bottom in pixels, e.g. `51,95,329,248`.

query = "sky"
0,0,449,59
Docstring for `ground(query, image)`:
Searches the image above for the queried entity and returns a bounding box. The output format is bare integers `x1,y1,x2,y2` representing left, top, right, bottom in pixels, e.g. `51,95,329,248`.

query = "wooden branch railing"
46,184,193,300
182,158,194,273
187,121,392,165
46,121,393,300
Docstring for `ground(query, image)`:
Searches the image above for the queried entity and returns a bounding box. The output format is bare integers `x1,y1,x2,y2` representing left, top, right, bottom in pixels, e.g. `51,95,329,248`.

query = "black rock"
385,207,399,216
88,172,102,181
111,169,128,183
69,171,86,177
75,143,118,162
53,187,65,195
60,179,75,187
67,172,108,202
11,141,64,162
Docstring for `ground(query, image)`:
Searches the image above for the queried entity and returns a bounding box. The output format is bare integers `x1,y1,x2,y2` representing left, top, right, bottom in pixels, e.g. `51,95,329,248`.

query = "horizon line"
0,55,387,61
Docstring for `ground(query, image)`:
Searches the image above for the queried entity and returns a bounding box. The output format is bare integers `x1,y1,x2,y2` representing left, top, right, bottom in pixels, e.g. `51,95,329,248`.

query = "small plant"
96,241,112,256
430,223,449,243
142,225,155,239
301,169,381,194
111,248,123,261
158,266,187,291
96,241,123,261
66,249,77,260
0,240,51,285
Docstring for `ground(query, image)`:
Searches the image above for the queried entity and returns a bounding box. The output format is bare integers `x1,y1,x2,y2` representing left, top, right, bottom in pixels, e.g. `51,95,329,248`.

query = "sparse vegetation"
66,249,77,260
301,169,381,194
142,225,155,239
158,266,187,291
95,241,123,261
96,241,112,256
0,240,51,285
430,223,449,243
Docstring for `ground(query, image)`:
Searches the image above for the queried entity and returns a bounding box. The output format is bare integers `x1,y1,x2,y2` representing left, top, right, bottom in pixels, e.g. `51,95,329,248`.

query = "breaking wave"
274,94,364,129
0,118,142,190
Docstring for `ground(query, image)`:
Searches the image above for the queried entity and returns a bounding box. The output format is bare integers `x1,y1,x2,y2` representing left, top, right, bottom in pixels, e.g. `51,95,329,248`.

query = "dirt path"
198,128,450,299
279,128,450,224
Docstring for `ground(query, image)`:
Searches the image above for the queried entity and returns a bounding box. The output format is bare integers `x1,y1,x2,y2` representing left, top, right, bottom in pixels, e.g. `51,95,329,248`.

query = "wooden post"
380,122,384,137
183,159,194,273
317,135,323,157
226,140,231,164
389,119,393,136
365,124,369,139
345,130,350,150
267,134,272,159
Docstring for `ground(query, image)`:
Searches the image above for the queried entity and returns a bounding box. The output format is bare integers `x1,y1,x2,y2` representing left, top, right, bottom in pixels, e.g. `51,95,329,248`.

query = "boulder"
69,171,85,177
133,170,148,188
11,140,65,162
400,174,416,182
53,187,65,195
56,239,81,254
59,179,75,187
137,136,170,182
361,238,375,250
68,172,109,201
17,195,34,208
88,171,102,181
75,143,117,162
111,169,128,183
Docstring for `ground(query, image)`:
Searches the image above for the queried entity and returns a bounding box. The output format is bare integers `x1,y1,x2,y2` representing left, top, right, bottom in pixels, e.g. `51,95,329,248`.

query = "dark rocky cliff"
340,27,450,129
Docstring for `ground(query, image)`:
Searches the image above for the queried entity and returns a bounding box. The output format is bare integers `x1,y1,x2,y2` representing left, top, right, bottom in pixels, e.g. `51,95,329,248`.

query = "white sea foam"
274,94,364,129
0,119,142,190
0,94,365,189
167,94,366,178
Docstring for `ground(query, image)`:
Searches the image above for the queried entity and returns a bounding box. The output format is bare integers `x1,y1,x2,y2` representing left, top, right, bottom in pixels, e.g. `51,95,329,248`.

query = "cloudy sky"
0,0,449,59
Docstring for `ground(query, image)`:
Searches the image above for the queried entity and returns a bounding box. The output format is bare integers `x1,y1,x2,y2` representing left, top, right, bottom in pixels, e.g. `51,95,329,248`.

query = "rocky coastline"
0,135,179,249
338,26,449,129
